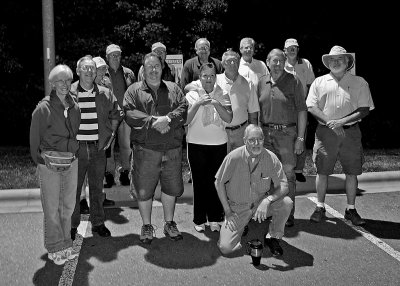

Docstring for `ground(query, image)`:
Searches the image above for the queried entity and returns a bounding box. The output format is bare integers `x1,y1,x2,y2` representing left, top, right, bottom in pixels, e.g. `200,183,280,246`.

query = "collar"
139,79,167,91
77,82,97,94
240,57,252,66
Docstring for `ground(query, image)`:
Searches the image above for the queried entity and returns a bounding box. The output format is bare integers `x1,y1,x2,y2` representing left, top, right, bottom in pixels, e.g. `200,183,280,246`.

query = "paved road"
0,171,399,286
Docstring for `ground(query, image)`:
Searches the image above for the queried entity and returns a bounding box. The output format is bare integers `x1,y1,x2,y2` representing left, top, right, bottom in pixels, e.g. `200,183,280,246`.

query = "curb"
1,171,399,214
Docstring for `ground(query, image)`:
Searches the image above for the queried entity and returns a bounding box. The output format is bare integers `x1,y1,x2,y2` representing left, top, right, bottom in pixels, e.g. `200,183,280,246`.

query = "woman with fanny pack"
29,64,81,265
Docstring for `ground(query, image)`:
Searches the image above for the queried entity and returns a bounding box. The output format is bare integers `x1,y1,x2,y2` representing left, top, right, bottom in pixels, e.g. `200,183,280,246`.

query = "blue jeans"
38,159,78,253
72,142,106,228
262,126,297,216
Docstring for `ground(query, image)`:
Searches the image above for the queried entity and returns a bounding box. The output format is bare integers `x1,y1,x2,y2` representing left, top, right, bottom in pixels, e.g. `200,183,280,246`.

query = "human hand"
253,199,270,223
152,116,170,132
326,119,344,130
224,210,239,232
103,133,115,150
294,138,304,155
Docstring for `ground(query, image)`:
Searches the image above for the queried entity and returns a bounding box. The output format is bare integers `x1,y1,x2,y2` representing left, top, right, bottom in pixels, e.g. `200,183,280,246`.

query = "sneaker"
264,237,283,256
64,247,79,260
285,215,295,227
48,250,68,265
310,206,326,223
140,224,155,244
103,196,115,207
344,208,366,226
92,224,111,237
119,170,130,186
194,223,205,232
164,221,183,241
80,199,90,215
104,172,115,188
209,222,221,232
295,173,306,182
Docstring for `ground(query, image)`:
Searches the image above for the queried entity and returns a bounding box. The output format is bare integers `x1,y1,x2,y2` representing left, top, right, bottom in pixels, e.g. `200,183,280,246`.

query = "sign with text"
166,54,183,84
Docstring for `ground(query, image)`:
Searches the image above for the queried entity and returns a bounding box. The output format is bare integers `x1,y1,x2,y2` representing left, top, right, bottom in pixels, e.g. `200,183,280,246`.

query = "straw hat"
322,45,354,70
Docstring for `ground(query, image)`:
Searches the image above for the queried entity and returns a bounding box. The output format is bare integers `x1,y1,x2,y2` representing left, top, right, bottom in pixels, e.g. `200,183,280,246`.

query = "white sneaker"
64,247,79,260
194,223,205,232
48,250,68,265
209,222,221,232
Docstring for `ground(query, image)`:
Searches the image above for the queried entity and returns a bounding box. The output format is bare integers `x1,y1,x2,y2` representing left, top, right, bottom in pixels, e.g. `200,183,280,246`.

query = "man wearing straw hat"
306,46,374,226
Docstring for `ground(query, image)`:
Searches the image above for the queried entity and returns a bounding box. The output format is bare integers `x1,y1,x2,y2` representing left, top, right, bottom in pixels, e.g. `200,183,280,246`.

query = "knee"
282,196,293,213
218,242,234,256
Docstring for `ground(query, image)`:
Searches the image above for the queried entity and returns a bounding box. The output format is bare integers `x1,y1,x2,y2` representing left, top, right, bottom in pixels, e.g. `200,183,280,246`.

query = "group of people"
30,36,374,265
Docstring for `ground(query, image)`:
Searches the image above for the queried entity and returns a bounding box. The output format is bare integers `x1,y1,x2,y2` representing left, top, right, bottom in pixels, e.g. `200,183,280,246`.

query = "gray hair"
142,52,162,66
266,49,286,63
244,124,264,139
240,37,255,49
222,49,240,64
195,38,210,49
48,64,73,83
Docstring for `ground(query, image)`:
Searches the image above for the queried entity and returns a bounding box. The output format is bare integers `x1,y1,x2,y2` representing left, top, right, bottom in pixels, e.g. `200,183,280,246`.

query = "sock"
347,204,355,210
265,233,272,239
316,202,325,208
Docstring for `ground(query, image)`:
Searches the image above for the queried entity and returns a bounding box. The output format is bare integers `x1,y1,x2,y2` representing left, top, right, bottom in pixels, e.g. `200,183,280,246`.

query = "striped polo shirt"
77,87,99,141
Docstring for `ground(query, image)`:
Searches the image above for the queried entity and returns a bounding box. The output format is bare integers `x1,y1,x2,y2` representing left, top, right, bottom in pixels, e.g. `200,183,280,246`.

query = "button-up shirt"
306,72,374,124
215,145,288,205
216,73,259,127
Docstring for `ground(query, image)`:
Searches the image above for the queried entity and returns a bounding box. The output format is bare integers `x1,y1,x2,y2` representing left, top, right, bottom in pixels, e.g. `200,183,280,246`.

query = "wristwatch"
165,115,171,123
297,136,305,142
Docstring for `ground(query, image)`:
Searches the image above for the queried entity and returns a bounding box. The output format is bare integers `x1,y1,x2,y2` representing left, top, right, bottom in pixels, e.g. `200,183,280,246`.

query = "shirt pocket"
255,175,271,195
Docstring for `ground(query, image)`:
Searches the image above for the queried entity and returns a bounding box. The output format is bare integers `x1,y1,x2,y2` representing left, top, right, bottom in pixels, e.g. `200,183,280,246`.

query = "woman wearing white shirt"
186,63,233,232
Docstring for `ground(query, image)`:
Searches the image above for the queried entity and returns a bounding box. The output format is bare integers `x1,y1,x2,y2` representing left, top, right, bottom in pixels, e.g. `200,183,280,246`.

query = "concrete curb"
0,171,399,214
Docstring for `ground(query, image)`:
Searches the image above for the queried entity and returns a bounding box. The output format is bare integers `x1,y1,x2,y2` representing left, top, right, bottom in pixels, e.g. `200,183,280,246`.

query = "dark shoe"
140,224,155,244
164,221,183,241
103,196,115,207
92,224,111,237
295,173,306,182
264,237,283,256
242,225,249,237
104,172,115,188
310,206,326,223
285,215,295,227
119,170,130,186
80,199,90,215
344,208,366,226
71,228,77,240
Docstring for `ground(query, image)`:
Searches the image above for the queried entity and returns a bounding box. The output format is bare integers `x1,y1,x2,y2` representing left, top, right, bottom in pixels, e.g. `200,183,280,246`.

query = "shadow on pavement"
284,218,363,240
363,219,400,239
104,207,130,225
32,254,65,286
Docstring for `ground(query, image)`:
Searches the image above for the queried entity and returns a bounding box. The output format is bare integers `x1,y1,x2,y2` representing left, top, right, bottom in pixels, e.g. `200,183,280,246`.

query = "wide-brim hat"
322,45,354,71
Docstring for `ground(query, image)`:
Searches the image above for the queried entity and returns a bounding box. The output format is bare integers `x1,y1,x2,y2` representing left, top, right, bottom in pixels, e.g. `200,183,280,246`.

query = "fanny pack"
42,151,75,172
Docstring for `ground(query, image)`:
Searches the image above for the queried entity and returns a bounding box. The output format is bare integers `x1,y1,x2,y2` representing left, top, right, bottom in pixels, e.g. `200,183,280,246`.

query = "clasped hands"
152,116,170,134
326,119,346,137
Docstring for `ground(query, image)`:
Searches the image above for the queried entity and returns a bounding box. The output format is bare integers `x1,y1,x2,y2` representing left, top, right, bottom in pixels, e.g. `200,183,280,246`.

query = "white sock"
316,202,325,208
347,204,355,210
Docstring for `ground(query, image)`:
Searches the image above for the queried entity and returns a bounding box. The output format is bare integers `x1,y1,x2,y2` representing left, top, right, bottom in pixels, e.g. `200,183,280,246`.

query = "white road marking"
308,196,400,262
58,215,89,286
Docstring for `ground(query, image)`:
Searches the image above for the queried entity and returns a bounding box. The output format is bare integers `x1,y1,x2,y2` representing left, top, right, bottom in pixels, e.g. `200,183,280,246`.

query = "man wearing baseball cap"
105,44,136,187
306,46,375,226
283,38,315,188
137,42,176,82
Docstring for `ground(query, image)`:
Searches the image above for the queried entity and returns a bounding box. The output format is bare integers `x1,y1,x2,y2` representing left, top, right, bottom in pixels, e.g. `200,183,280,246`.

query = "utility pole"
42,0,55,96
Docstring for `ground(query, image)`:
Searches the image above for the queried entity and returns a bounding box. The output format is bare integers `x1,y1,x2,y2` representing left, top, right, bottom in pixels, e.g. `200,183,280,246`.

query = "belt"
225,120,248,130
262,122,296,130
319,123,358,129
79,140,98,145
343,123,358,129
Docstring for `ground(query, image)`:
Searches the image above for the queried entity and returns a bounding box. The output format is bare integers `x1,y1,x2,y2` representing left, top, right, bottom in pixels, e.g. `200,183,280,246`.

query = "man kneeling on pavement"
215,124,293,256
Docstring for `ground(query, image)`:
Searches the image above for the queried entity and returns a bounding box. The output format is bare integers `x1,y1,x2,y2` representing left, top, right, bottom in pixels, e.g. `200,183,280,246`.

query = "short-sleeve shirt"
186,81,231,145
216,73,260,127
215,145,288,205
306,72,374,123
258,71,306,125
284,58,315,97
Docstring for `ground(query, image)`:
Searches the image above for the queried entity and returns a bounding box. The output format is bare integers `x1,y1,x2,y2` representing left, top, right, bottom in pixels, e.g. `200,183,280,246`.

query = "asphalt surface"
0,171,399,286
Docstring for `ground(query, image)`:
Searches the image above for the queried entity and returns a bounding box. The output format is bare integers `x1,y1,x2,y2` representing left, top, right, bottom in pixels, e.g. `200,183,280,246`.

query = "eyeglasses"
286,47,298,52
154,49,166,55
197,46,210,52
247,138,264,144
201,74,216,80
80,65,96,72
109,54,121,59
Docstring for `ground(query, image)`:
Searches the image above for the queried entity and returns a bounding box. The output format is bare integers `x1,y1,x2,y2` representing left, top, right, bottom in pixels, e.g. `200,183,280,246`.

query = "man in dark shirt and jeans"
123,52,188,244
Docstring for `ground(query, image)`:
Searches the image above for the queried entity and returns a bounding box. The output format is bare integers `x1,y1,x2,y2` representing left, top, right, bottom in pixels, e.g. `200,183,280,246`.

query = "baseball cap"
93,56,107,68
106,44,122,55
151,42,166,51
284,38,299,49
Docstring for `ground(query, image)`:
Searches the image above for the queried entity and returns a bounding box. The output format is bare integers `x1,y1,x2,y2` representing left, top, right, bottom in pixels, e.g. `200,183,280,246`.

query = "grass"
0,146,399,190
